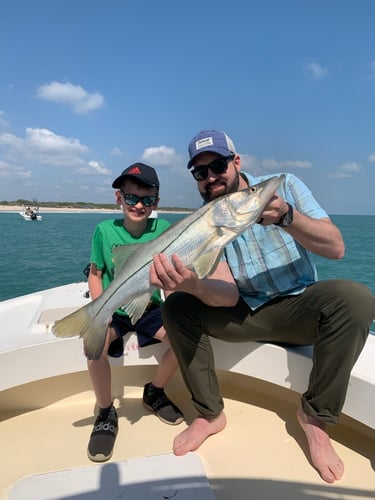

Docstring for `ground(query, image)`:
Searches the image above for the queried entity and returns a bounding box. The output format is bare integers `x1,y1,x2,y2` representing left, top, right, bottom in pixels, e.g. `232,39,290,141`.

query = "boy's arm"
88,263,104,300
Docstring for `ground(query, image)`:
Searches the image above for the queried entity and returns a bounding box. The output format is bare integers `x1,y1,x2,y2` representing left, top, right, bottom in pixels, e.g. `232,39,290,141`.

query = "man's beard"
199,170,241,202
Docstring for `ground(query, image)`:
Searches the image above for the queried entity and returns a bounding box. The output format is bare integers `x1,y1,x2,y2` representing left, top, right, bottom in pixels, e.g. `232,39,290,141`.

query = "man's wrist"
274,202,294,227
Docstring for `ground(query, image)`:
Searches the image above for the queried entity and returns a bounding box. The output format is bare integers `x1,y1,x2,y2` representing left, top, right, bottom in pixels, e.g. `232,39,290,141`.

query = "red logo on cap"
128,166,141,174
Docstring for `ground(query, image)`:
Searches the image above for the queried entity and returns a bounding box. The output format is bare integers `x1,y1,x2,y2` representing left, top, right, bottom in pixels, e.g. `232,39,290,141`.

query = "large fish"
53,175,284,359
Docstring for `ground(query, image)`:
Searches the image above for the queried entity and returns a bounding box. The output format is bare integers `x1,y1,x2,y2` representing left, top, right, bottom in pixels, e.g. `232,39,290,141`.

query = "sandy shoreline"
0,205,120,214
0,205,192,214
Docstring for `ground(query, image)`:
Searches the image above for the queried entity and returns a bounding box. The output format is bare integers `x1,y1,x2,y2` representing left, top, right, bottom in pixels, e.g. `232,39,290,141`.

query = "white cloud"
262,158,312,171
0,159,11,173
79,160,111,175
141,145,184,168
37,81,104,114
0,126,112,183
329,162,362,178
110,147,124,156
0,132,23,149
0,127,114,193
368,153,375,163
306,61,327,79
0,127,89,166
0,159,32,180
238,154,261,174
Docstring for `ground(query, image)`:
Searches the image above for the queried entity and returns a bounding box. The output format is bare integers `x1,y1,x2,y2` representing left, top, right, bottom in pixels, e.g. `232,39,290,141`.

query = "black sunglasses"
191,155,235,181
120,192,158,207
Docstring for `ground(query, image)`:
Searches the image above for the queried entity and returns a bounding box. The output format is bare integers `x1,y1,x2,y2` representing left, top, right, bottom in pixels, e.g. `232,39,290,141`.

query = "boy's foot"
87,405,118,462
143,382,184,425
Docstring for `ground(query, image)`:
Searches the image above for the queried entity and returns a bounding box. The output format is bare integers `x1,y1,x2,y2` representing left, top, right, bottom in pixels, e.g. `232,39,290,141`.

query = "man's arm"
260,195,345,259
284,211,344,259
150,254,239,307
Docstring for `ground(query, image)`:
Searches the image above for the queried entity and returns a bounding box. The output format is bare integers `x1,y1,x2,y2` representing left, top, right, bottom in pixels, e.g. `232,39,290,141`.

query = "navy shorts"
108,308,162,357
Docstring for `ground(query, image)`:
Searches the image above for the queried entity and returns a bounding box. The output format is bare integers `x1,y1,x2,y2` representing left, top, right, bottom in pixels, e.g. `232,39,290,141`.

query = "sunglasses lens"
142,196,156,207
124,194,138,205
122,193,156,206
192,168,206,181
191,157,232,181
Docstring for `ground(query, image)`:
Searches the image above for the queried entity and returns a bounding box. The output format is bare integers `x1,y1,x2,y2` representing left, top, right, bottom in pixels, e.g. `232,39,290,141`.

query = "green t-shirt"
90,217,171,316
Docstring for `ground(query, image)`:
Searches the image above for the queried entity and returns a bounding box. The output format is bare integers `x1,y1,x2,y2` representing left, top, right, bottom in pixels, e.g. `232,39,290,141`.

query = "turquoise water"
1,211,374,330
0,212,184,301
314,215,375,294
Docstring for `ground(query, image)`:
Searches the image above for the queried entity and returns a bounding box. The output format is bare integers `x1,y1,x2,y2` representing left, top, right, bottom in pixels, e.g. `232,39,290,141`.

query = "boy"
87,162,183,462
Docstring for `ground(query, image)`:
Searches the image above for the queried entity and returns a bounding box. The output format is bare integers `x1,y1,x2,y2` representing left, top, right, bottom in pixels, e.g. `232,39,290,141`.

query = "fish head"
211,174,285,231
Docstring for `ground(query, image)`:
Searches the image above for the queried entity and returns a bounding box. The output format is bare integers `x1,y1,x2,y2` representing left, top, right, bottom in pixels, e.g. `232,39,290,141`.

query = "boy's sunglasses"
191,155,235,181
120,192,158,207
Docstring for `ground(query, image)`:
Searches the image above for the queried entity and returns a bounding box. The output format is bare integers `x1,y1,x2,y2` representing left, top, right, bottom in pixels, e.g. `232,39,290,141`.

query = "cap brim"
187,148,232,169
112,175,125,188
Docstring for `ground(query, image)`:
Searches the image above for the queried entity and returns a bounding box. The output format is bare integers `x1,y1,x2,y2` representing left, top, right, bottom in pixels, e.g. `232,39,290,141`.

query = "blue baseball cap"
187,130,237,169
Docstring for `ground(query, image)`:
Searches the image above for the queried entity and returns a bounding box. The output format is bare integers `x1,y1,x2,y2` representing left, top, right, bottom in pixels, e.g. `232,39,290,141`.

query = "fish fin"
193,248,224,279
121,293,151,325
112,243,145,276
52,306,108,360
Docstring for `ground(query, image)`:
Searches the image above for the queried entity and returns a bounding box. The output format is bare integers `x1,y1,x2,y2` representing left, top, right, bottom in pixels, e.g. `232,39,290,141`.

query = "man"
150,130,375,483
87,162,183,463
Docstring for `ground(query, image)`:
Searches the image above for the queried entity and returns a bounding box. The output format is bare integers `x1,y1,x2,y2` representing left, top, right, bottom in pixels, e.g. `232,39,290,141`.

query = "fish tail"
52,306,107,360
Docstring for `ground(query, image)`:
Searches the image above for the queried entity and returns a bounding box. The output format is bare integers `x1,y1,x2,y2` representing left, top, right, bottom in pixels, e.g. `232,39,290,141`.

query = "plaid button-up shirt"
224,172,328,310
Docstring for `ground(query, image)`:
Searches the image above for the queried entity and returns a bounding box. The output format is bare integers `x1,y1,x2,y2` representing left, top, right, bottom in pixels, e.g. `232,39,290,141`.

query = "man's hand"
150,254,240,307
150,253,197,293
257,194,288,225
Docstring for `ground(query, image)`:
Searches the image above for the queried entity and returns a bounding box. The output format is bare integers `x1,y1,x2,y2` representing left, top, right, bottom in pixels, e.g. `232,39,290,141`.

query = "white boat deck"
7,452,214,500
1,365,374,499
0,283,374,499
0,282,374,429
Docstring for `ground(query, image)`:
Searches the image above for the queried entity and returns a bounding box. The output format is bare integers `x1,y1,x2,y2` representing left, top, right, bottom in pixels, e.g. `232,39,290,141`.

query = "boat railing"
1,298,374,431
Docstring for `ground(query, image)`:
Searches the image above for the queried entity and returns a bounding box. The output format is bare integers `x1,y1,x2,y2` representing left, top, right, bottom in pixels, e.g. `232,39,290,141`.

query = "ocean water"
1,211,374,330
0,211,185,301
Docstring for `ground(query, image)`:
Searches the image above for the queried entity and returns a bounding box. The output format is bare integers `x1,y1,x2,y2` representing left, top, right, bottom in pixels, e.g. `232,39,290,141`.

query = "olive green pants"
162,280,374,425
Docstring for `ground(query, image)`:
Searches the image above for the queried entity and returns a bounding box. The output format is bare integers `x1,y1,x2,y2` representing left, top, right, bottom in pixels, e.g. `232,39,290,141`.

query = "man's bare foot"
297,405,344,483
173,412,227,456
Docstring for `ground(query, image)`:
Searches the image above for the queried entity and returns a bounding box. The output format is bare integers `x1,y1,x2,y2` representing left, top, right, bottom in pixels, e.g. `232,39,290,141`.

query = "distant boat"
19,201,42,221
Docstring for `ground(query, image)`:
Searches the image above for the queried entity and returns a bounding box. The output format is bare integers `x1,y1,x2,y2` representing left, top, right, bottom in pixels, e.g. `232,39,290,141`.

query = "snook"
53,175,284,359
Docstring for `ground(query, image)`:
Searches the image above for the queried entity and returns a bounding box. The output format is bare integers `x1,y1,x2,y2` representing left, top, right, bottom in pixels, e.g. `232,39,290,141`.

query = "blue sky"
1,0,374,214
